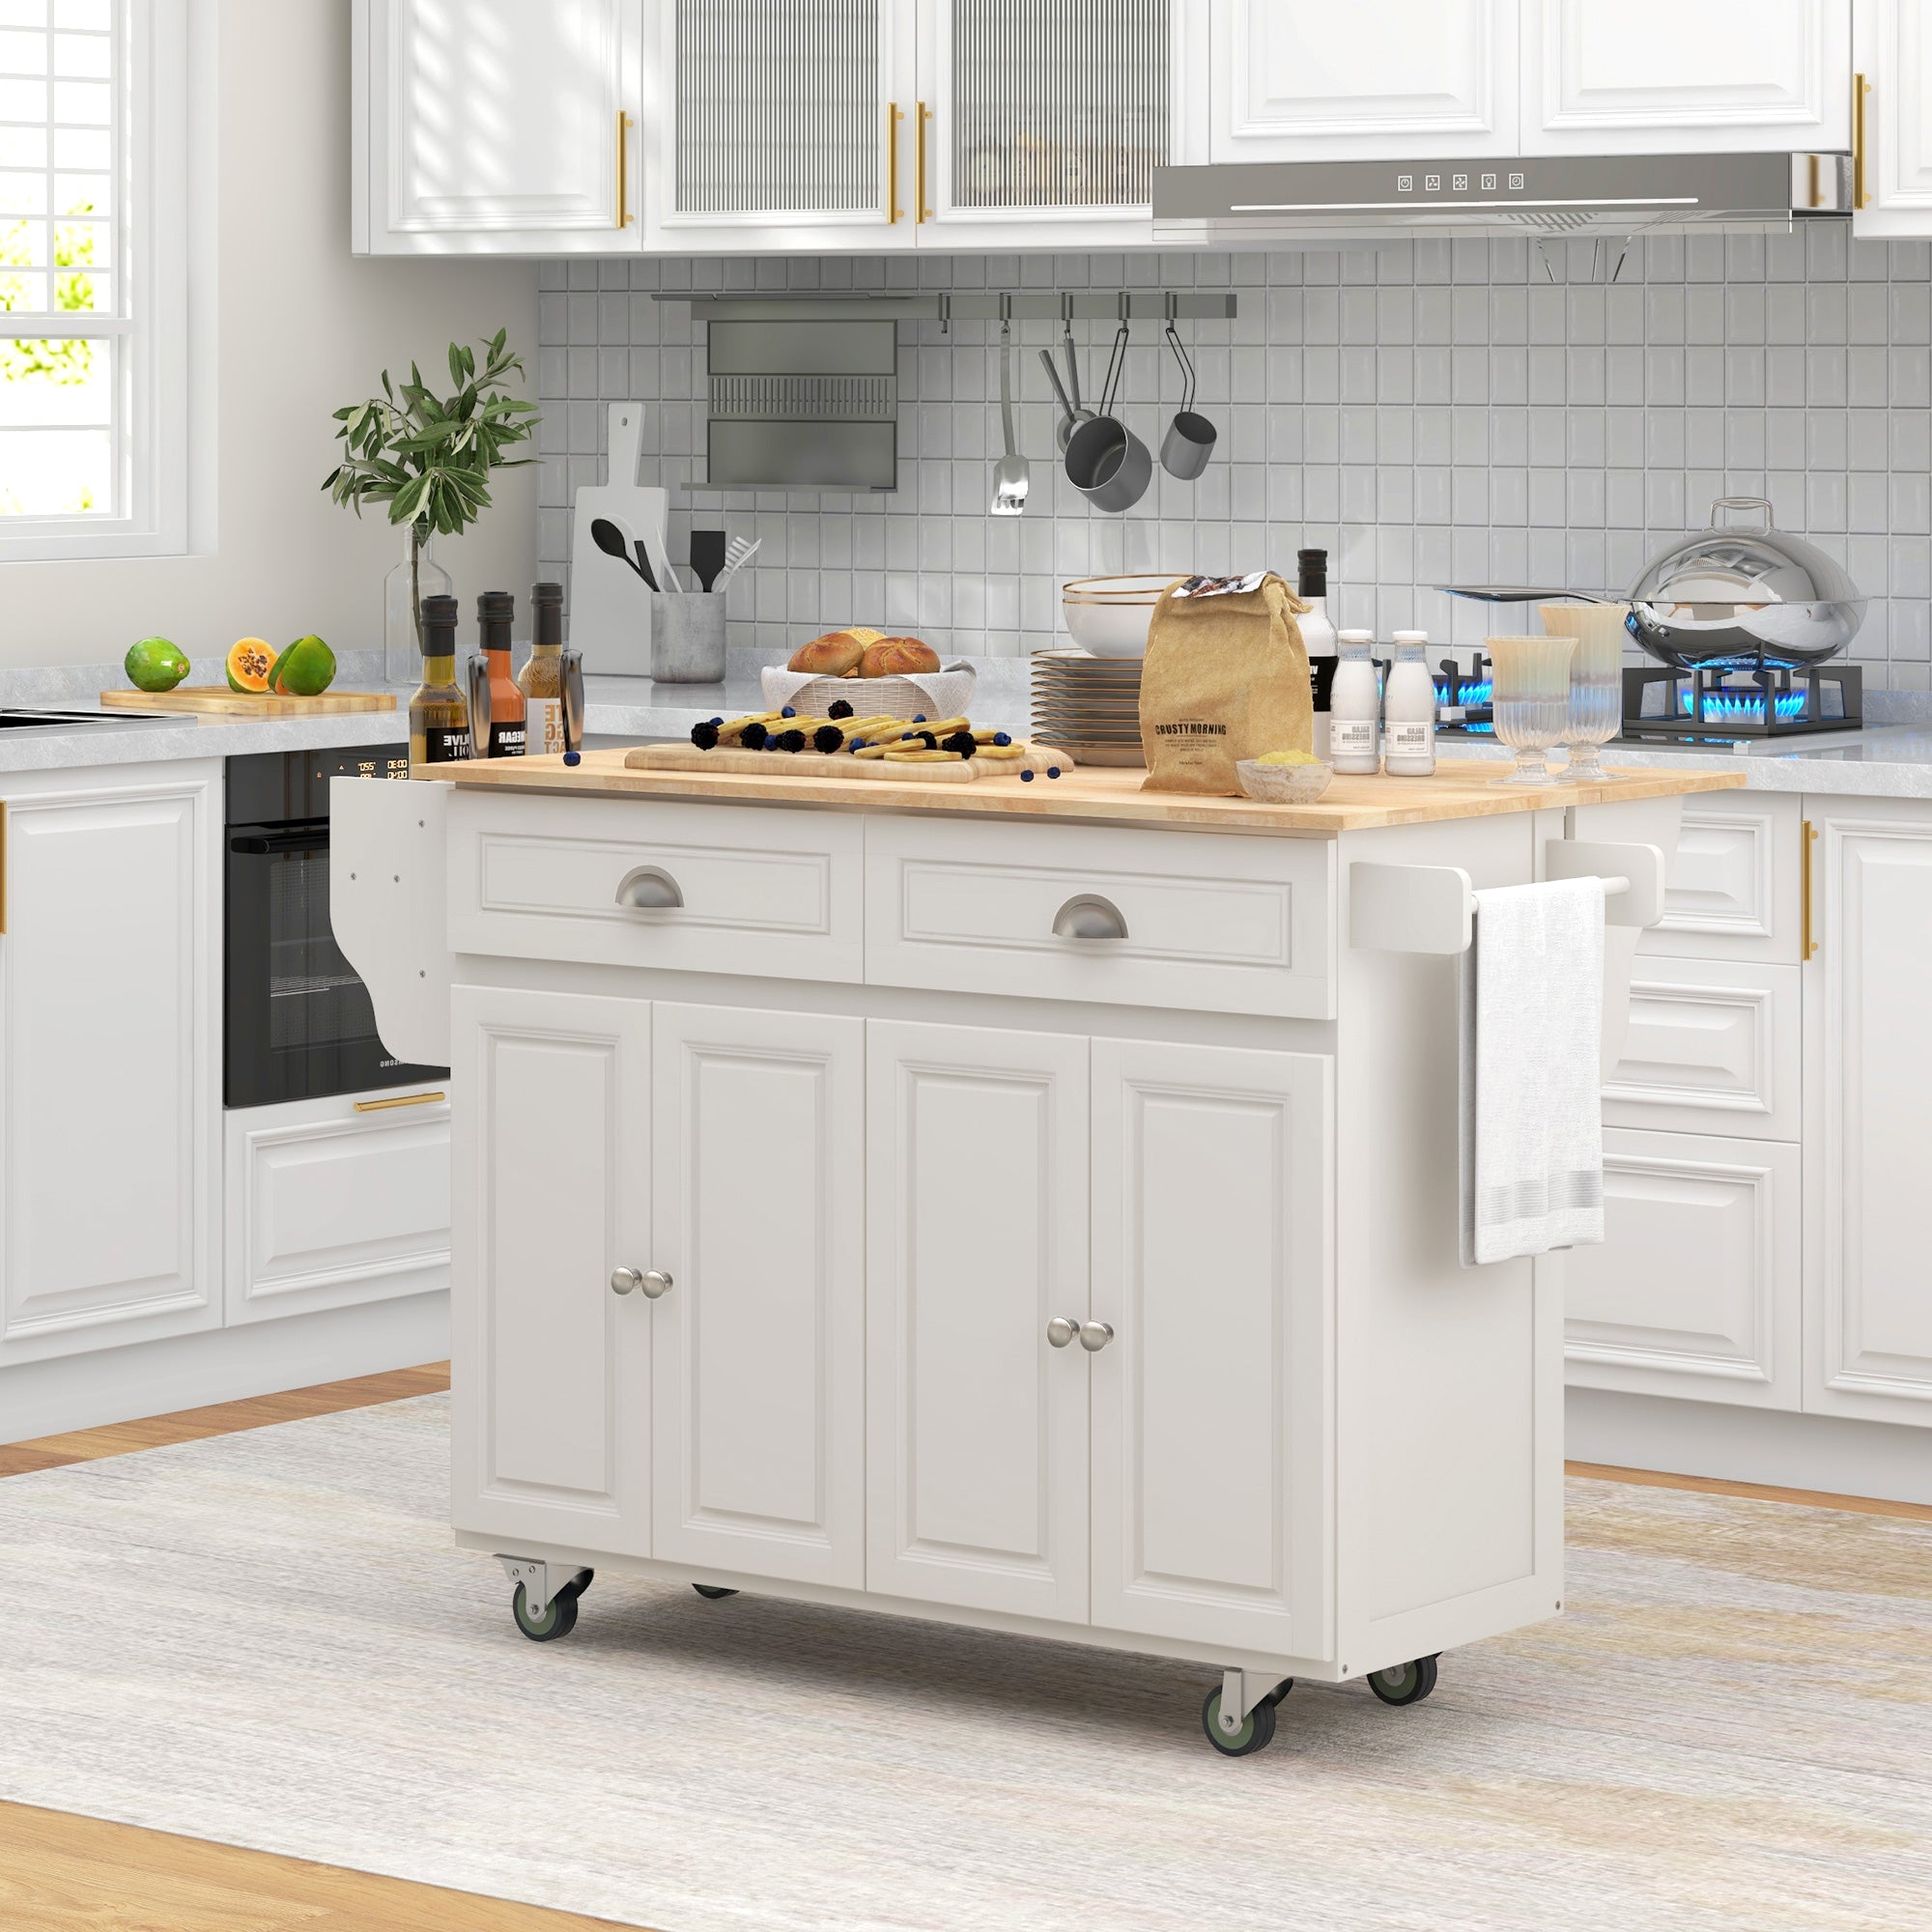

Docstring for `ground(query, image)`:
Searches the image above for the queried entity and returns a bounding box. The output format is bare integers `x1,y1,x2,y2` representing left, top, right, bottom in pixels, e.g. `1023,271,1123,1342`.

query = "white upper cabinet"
649,0,907,248
1854,0,1932,235
1208,0,1520,162
355,0,642,254
1523,0,1850,154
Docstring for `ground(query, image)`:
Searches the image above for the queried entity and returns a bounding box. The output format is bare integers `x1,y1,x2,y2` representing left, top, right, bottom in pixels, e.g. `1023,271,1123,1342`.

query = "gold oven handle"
1801,819,1819,960
354,1091,447,1114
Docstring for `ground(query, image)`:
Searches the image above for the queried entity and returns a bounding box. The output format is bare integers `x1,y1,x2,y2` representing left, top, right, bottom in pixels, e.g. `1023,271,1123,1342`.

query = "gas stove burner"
1623,660,1862,740
1434,651,1494,734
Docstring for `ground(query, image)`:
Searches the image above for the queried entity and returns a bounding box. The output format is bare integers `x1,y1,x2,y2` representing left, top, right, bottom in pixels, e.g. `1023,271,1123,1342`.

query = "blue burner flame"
1678,688,1810,723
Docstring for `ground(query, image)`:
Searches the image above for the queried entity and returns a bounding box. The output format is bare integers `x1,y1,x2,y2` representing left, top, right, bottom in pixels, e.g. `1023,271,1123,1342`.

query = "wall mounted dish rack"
655,291,1237,491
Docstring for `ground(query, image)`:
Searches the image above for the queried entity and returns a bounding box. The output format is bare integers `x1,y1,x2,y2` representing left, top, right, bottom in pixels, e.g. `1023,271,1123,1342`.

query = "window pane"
0,427,109,511
0,27,47,74
0,126,43,167
0,168,43,213
51,31,106,79
0,2,48,26
50,123,102,167
52,168,102,214
54,0,106,27
50,76,104,123
0,75,47,119
0,334,113,513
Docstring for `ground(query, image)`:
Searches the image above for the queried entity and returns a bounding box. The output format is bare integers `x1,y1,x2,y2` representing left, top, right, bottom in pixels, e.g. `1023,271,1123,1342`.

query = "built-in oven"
224,745,446,1109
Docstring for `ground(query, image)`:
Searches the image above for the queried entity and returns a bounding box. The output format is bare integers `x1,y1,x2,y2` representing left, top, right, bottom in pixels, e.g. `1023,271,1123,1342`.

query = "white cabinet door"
1524,0,1850,154
1566,1128,1802,1409
914,0,1172,246
1639,793,1803,966
651,1004,867,1585
1804,802,1932,1425
866,1020,1089,1622
1210,0,1518,162
650,0,911,250
450,987,653,1554
356,0,641,254
1854,0,1932,236
224,1089,451,1325
1091,1039,1332,1658
0,766,219,1366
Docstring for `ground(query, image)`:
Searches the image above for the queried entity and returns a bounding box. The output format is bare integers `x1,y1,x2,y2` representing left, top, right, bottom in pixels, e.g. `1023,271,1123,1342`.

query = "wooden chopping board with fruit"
101,634,395,715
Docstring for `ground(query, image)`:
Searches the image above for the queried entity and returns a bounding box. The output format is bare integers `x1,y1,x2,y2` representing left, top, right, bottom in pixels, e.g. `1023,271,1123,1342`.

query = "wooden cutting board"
626,741,1070,784
100,688,397,717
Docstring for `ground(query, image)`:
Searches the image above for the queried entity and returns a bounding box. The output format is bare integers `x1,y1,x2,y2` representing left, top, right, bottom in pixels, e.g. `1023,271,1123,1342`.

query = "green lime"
125,637,189,693
272,635,337,697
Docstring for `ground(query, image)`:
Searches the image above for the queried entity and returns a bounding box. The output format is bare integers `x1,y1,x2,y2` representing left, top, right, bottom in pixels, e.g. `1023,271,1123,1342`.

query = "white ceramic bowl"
1236,757,1333,804
1061,575,1180,658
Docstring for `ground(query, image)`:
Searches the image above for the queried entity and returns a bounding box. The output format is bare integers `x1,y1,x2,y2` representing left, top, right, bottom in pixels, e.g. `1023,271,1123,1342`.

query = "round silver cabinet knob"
1045,1316,1081,1349
639,1268,674,1300
1078,1320,1115,1352
611,1267,642,1296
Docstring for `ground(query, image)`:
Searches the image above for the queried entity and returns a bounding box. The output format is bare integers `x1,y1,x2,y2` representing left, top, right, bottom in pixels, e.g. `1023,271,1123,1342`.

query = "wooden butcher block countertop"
436,749,1746,834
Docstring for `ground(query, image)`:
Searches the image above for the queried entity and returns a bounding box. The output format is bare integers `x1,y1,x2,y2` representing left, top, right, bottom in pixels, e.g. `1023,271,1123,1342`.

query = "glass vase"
384,527,451,686
1488,635,1577,784
1541,602,1629,783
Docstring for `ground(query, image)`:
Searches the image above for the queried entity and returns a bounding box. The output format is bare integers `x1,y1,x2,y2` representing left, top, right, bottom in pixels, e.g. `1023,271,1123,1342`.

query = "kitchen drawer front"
1603,959,1800,1140
864,816,1335,1020
448,792,865,982
1639,792,1802,964
1565,1128,1800,1410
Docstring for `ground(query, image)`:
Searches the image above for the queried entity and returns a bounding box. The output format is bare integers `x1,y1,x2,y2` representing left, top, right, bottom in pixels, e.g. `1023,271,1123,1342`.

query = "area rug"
0,1394,1926,1932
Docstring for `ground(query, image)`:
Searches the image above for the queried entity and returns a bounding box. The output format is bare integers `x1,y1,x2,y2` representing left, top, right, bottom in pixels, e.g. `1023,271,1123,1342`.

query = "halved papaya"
226,637,278,694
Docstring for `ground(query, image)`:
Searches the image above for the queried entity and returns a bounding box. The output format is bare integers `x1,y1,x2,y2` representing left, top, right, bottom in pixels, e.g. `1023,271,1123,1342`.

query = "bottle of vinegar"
1328,628,1381,775
1382,629,1438,776
516,582,566,756
1297,548,1338,759
409,593,471,766
476,589,526,758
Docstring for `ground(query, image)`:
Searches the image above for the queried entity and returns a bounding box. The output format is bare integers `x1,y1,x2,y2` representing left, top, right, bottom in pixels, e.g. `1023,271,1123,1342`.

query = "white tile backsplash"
538,236,1932,678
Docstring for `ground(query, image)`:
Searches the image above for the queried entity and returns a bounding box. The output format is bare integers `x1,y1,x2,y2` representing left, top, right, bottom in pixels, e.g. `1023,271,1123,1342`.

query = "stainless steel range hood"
1152,152,1850,245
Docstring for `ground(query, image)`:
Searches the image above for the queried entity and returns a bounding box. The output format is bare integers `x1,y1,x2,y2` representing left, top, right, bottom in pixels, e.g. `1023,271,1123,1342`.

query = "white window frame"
0,0,188,560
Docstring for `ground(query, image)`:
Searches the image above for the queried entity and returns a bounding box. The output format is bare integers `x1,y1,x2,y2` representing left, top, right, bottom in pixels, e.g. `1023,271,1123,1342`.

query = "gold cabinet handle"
1801,819,1819,960
354,1090,446,1113
916,99,931,222
1854,72,1870,211
887,101,902,222
616,111,633,228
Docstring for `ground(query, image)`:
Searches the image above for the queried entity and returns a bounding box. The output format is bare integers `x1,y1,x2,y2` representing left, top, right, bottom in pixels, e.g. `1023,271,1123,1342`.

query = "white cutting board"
569,402,668,676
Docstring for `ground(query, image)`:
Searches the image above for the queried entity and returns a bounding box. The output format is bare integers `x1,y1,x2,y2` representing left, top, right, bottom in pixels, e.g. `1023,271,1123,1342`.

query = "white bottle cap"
1392,629,1429,645
1337,628,1374,643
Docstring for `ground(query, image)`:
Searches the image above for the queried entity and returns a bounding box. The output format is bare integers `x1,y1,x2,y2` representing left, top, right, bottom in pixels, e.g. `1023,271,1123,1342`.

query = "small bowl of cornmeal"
1236,751,1333,804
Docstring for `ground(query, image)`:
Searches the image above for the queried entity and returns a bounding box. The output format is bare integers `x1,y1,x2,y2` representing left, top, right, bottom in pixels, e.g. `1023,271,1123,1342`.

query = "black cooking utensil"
690,528,727,593
591,515,657,592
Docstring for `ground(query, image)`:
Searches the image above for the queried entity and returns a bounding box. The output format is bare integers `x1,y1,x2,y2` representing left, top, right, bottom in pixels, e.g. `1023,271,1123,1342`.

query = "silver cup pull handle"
616,865,683,910
639,1268,673,1299
1079,1320,1115,1352
611,1267,641,1295
1046,1316,1081,1349
1052,893,1128,941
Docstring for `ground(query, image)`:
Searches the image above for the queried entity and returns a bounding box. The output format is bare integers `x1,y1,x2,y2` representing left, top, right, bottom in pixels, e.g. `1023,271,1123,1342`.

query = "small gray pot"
652,593,727,683
1065,414,1152,514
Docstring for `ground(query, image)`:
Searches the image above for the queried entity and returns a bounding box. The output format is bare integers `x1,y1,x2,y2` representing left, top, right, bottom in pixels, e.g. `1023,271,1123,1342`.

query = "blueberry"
912,714,926,724
1020,769,1035,782
1047,766,1062,779
709,716,724,726
992,731,1011,747
562,751,582,767
781,706,796,718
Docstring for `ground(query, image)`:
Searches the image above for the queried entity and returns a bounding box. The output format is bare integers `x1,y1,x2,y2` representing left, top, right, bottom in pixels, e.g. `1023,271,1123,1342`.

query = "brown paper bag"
1138,572,1313,793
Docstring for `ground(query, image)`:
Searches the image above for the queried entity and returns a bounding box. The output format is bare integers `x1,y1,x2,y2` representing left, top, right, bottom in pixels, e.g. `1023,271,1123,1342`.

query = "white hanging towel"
1459,876,1607,1266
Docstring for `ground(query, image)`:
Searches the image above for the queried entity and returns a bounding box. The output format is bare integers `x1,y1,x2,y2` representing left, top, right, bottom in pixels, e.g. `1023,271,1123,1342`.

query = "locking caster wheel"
1367,1655,1438,1706
1201,1684,1284,1756
693,1584,738,1600
512,1578,584,1642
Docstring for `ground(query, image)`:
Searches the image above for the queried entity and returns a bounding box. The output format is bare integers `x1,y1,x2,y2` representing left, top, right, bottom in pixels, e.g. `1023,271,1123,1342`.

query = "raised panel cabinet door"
1854,0,1932,236
1639,794,1803,964
1805,805,1932,1424
651,1004,866,1585
867,1020,1090,1622
449,987,653,1555
654,0,909,248
916,0,1171,243
358,0,639,252
1091,1038,1333,1658
1524,0,1849,154
0,770,219,1365
1565,1129,1801,1408
1210,0,1517,161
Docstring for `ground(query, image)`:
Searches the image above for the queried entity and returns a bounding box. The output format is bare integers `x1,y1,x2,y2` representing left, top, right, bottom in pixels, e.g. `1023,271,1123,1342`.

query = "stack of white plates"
1031,648,1145,768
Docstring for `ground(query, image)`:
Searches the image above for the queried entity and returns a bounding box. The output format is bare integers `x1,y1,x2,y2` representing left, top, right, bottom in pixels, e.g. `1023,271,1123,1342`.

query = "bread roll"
859,636,941,679
789,631,867,676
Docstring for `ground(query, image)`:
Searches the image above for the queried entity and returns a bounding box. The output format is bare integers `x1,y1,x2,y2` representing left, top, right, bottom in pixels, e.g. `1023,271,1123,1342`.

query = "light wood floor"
1,1363,1922,1930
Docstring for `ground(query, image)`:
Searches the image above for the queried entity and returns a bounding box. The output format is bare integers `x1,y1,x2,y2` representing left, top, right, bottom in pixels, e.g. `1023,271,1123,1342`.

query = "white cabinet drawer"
1566,1127,1801,1410
224,1089,451,1324
864,816,1335,1020
1603,959,1800,1140
1639,792,1802,963
447,792,864,983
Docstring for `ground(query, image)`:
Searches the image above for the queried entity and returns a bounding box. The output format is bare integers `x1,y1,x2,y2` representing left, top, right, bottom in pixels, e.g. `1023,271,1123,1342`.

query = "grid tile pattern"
537,230,1932,684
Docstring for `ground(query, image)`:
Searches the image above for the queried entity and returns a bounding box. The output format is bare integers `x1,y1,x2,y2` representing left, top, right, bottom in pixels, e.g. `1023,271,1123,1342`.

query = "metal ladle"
1159,318,1217,480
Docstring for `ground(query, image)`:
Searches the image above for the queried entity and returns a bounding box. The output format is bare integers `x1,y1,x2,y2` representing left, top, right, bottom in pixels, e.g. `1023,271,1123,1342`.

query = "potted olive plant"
323,330,539,682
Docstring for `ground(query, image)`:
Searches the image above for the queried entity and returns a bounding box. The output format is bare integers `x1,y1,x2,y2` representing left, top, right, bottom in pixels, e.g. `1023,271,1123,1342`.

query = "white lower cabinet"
451,985,655,1554
1566,1127,1802,1408
649,1002,867,1586
0,763,220,1366
223,1090,451,1325
866,1019,1092,1622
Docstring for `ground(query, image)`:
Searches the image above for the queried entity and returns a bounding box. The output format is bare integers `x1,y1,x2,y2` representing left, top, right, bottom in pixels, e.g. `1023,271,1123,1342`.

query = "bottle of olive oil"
516,582,566,755
409,593,471,765
477,589,526,757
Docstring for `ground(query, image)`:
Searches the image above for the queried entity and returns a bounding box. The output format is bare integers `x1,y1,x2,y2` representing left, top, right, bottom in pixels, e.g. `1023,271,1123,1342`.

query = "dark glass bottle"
516,582,566,756
476,589,526,757
409,593,471,765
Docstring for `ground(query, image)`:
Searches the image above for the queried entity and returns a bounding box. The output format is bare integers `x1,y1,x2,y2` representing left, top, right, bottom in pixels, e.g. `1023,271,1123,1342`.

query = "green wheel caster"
1368,1655,1438,1706
693,1583,739,1600
1201,1686,1278,1756
512,1579,581,1642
